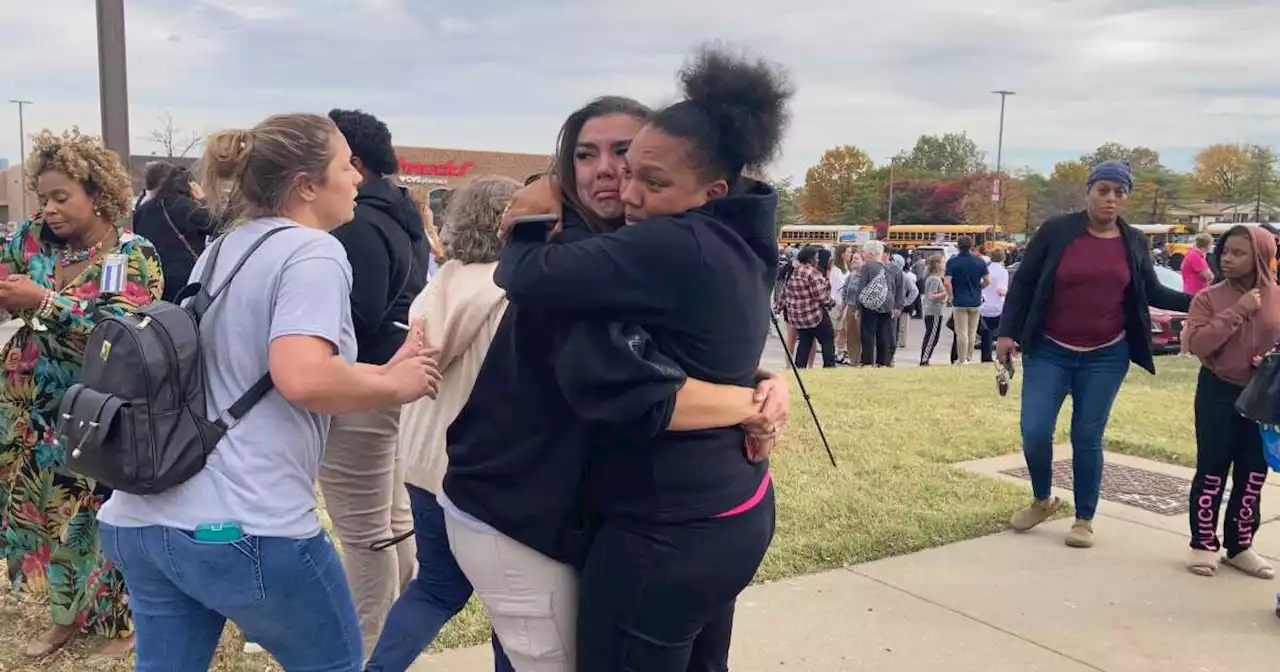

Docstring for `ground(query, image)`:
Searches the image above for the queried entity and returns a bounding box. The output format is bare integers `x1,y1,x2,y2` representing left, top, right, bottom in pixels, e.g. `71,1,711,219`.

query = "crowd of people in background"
775,234,1011,369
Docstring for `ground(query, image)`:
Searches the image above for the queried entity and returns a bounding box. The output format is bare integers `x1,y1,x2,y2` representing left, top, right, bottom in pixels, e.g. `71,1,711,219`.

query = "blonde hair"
926,254,945,276
25,127,133,224
443,176,519,264
197,113,338,229
1195,232,1213,250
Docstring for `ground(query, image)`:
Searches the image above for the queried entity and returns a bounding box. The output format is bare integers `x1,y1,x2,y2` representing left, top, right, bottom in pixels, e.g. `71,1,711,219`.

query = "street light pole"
992,90,1015,229
96,0,130,161
886,157,896,227
9,100,32,219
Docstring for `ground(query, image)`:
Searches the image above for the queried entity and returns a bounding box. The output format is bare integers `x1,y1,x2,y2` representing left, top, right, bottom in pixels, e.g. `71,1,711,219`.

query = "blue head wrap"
1087,160,1133,193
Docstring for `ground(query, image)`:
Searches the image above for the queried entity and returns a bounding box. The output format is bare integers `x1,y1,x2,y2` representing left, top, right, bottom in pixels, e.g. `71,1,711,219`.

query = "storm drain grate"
1001,460,1193,516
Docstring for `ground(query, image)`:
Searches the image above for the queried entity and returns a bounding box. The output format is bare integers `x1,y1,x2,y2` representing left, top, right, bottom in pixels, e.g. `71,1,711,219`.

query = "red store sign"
398,159,474,177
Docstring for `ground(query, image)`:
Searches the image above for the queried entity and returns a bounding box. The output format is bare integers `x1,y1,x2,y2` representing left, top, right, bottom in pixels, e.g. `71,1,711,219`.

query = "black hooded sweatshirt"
331,176,430,365
449,183,777,548
444,209,686,568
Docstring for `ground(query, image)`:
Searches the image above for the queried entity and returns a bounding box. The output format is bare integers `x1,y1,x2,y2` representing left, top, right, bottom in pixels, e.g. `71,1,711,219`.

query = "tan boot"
1010,497,1063,532
1065,519,1095,548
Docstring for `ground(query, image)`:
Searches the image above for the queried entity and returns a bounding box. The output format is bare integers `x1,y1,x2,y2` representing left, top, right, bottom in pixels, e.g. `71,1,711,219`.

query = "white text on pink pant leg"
1197,474,1223,551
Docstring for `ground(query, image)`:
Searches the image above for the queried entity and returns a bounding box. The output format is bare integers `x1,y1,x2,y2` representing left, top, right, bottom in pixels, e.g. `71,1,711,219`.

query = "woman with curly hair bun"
0,128,163,659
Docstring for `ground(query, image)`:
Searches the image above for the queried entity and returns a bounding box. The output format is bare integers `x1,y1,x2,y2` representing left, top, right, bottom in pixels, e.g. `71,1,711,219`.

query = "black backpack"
59,228,287,495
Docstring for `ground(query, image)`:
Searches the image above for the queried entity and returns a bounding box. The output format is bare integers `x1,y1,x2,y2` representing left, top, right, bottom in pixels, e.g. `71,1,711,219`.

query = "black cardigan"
997,211,1192,373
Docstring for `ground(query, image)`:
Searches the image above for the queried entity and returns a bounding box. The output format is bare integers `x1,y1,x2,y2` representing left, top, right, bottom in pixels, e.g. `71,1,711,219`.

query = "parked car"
1150,265,1187,355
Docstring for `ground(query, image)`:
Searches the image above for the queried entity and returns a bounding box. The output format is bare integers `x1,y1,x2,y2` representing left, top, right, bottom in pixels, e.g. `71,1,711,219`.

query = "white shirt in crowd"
981,262,1010,318
829,266,847,304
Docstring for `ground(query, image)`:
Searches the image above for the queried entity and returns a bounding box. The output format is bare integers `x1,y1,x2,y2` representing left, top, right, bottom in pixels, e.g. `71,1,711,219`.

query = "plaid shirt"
781,262,834,329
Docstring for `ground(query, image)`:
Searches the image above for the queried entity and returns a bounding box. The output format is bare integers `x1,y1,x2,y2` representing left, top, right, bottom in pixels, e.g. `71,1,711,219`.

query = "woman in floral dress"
0,128,163,659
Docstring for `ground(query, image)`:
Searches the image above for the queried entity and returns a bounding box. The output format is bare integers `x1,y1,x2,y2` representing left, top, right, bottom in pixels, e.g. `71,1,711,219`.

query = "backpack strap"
181,226,293,431
182,226,292,320
215,373,273,431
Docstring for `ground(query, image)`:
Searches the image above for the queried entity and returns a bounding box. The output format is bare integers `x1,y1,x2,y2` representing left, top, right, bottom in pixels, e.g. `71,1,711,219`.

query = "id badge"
100,254,128,294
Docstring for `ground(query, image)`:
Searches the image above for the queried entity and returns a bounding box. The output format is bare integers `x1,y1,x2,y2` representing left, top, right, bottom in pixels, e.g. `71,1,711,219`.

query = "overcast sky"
1,0,1276,183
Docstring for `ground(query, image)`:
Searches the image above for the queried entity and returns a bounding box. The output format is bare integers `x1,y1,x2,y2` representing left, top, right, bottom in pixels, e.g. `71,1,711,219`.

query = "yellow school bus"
884,225,993,250
778,225,875,246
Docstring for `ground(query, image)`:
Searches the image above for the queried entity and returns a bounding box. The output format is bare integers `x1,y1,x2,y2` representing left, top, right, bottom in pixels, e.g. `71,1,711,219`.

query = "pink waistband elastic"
714,470,773,519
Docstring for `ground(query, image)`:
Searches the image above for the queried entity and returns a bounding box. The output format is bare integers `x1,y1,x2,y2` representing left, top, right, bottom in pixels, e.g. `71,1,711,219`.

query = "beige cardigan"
399,260,508,494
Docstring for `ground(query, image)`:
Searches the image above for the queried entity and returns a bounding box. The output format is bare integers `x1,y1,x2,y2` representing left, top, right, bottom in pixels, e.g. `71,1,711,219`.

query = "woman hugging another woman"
486,45,793,670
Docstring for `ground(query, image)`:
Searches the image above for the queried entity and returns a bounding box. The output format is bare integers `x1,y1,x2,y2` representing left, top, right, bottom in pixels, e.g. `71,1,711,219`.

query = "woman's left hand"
753,371,791,431
0,276,50,312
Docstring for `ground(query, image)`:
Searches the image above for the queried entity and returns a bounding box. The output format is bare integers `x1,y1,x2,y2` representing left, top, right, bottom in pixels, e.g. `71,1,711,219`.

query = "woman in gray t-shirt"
97,114,442,671
920,254,949,365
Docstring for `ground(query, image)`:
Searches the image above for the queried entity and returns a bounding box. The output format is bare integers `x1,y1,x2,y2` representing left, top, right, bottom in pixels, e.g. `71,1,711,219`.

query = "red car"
1149,265,1187,354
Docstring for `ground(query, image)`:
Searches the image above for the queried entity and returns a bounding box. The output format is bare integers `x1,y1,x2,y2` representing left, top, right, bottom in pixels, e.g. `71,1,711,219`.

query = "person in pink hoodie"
1184,225,1280,579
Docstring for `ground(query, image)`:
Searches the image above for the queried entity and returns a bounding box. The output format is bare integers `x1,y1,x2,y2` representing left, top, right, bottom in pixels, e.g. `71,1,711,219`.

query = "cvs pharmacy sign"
398,159,474,177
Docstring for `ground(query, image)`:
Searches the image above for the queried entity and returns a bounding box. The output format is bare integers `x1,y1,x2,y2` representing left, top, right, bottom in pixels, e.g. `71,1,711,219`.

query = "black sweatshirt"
331,177,430,365
443,210,687,567
495,182,779,523
998,211,1192,374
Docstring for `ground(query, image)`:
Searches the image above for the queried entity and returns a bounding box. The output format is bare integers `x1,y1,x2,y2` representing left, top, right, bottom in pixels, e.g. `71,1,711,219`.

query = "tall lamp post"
9,100,32,219
97,0,130,161
886,157,897,227
992,90,1015,229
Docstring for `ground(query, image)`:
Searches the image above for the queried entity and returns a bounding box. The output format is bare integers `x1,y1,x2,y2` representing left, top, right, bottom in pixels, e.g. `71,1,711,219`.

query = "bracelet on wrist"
37,291,55,319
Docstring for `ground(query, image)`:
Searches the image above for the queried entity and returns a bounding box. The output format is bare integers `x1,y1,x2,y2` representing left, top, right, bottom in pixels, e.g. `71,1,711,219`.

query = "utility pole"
1256,155,1266,222
992,90,1015,229
886,158,896,227
9,100,32,219
1025,193,1032,236
96,0,130,161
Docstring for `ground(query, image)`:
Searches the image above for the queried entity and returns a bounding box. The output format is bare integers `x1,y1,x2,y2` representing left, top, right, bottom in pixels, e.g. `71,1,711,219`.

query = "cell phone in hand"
995,356,1016,397
508,214,561,242
510,214,559,226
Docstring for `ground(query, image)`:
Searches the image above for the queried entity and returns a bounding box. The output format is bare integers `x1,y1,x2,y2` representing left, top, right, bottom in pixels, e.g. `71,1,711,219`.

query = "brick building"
1,146,552,225
391,146,552,218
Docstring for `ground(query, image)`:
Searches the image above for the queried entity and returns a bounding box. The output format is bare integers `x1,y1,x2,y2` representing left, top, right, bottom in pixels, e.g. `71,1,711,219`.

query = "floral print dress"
0,219,162,638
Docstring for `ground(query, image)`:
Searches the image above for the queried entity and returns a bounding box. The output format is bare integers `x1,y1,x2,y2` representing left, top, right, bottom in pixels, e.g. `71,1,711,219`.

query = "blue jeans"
100,523,362,671
366,485,513,672
1020,339,1131,520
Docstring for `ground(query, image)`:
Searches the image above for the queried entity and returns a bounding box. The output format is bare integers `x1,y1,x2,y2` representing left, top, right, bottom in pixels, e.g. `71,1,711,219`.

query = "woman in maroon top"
996,161,1191,549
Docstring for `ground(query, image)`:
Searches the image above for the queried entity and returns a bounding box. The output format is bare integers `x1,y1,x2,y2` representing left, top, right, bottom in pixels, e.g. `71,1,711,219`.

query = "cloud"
0,0,1276,183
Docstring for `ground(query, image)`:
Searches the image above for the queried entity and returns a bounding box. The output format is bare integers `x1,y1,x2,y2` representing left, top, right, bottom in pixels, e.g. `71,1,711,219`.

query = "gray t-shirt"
922,276,946,317
99,218,357,539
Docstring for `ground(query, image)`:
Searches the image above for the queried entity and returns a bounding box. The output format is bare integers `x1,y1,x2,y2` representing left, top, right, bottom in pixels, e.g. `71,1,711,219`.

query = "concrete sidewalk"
412,453,1280,671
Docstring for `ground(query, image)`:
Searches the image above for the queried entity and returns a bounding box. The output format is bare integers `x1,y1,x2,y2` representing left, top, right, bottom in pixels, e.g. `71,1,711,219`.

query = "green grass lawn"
0,356,1201,669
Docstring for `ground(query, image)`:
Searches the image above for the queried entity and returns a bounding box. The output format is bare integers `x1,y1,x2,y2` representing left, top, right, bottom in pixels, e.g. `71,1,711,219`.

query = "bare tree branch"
138,111,204,158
